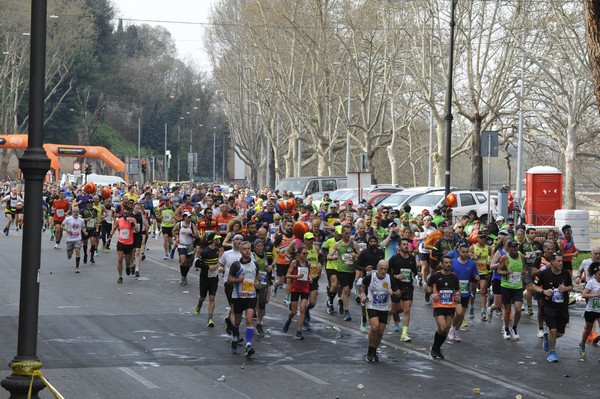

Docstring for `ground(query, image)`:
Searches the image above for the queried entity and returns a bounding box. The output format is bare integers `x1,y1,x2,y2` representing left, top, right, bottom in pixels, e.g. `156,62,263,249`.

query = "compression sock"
246,327,254,345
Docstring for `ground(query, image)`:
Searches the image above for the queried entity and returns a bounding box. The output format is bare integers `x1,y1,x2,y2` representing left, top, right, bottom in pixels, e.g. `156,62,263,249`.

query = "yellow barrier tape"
10,361,64,399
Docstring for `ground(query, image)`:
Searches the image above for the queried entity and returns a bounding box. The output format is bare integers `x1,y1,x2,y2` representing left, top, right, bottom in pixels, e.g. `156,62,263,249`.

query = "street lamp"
444,0,458,199
1,1,52,397
212,127,217,182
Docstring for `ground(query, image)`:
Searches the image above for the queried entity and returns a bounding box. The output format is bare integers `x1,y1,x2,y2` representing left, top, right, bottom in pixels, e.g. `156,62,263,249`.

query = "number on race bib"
459,280,468,293
119,229,130,240
509,272,521,285
372,293,388,304
551,288,564,303
241,280,255,297
439,289,453,305
56,209,64,217
592,297,600,309
259,271,268,285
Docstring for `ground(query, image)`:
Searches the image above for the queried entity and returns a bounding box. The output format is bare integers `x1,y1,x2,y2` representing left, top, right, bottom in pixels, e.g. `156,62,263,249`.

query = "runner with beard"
273,218,296,304
356,235,385,333
194,232,222,327
388,238,418,342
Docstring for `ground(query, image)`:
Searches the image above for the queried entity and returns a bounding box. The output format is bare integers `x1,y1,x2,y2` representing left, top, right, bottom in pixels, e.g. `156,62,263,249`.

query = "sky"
112,0,218,72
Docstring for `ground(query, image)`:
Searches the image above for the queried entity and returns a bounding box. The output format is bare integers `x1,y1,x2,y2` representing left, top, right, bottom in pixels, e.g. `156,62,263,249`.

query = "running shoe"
54,244,59,249
230,340,238,354
256,324,264,335
543,332,550,352
430,347,444,360
117,276,123,284
401,333,412,342
366,353,375,362
461,319,469,330
344,311,352,321
327,302,334,314
424,291,430,303
578,344,586,359
180,277,187,286
486,306,493,321
207,318,214,328
393,323,400,332
75,267,80,274
468,306,475,319
447,327,455,342
90,257,95,264
272,286,278,297
360,321,368,334
302,320,311,331
194,306,200,315
502,328,511,340
283,296,290,306
373,353,379,362
163,255,168,260
244,345,255,357
135,271,140,278
169,248,175,259
527,306,533,315
510,326,520,341
547,351,558,362
480,309,487,321
283,319,291,333
537,329,545,339
453,330,461,342
141,254,146,261
83,254,87,264
338,299,344,315
295,331,304,340
125,265,131,276
418,275,423,287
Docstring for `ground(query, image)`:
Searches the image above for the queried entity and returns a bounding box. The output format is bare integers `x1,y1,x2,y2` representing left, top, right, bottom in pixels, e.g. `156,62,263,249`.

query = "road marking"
269,301,548,399
218,381,254,399
118,367,159,389
281,364,329,385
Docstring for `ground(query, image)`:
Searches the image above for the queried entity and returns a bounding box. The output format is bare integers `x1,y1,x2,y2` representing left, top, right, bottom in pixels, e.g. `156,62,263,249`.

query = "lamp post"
212,127,216,182
346,66,352,175
164,123,168,181
1,1,51,397
444,0,458,199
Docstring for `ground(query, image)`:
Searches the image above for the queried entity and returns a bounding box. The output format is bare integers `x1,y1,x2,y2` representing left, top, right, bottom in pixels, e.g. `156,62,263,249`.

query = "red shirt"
290,260,310,293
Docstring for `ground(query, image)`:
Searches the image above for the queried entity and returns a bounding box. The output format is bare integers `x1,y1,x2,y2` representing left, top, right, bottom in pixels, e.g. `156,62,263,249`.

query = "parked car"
409,189,491,223
377,187,446,211
275,176,347,199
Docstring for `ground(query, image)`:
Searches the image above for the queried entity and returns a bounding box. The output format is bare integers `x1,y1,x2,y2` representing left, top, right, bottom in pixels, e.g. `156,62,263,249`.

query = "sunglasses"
301,252,309,255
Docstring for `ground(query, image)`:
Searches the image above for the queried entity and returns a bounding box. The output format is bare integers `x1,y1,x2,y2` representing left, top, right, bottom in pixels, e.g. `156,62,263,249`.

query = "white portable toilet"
554,209,591,251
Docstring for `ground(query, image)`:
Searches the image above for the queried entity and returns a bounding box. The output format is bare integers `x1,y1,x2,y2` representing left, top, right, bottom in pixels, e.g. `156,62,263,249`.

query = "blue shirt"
451,257,479,297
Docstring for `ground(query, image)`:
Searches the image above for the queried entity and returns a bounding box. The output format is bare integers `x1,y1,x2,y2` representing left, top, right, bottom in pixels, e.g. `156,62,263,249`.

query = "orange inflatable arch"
0,134,126,181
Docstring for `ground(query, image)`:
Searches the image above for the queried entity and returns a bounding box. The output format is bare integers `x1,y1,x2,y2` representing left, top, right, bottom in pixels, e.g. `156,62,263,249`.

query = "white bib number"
259,271,268,285
56,209,65,217
119,229,130,240
297,266,309,281
551,288,564,303
509,272,521,285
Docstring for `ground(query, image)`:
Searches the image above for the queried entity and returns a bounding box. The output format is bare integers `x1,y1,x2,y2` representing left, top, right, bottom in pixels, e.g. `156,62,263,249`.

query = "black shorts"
562,261,573,271
54,219,63,226
584,311,600,324
367,308,388,324
224,282,233,304
542,305,569,334
392,284,414,303
492,279,502,295
338,271,355,289
478,273,489,281
199,275,218,297
459,296,470,308
326,268,337,281
85,230,98,238
161,226,174,237
501,287,524,305
177,247,193,257
116,242,134,255
434,307,456,318
419,252,430,262
291,292,310,302
232,297,257,314
428,258,440,271
133,234,143,248
256,287,268,310
276,263,290,278
309,279,320,291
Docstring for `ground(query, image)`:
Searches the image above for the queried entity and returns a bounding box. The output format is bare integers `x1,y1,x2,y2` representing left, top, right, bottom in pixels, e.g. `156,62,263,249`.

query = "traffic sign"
73,162,81,170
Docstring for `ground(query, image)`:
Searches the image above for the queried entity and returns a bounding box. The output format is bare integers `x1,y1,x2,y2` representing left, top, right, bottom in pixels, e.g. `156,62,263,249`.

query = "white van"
275,176,347,199
60,173,126,187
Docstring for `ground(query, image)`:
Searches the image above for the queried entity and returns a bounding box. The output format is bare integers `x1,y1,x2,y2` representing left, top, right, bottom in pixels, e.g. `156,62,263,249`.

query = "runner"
61,207,85,273
252,238,272,335
217,234,244,335
328,225,360,321
533,253,573,362
272,218,296,304
110,209,139,283
2,187,24,236
356,235,385,333
497,241,527,340
172,210,198,285
471,231,492,321
284,246,312,340
52,190,70,249
194,232,222,327
427,256,461,360
388,238,418,342
131,202,149,277
100,198,114,252
80,199,99,264
560,225,578,276
227,241,259,357
303,232,322,331
323,226,342,314
360,259,400,362
521,227,543,315
578,262,600,361
157,199,176,259
448,242,479,343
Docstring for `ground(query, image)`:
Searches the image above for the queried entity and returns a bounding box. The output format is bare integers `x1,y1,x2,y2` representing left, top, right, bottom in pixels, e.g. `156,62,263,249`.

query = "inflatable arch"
0,134,126,181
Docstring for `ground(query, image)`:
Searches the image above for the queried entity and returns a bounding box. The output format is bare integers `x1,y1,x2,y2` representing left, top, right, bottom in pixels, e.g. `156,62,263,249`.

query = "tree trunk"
434,124,445,186
470,115,483,190
564,117,578,209
584,0,600,113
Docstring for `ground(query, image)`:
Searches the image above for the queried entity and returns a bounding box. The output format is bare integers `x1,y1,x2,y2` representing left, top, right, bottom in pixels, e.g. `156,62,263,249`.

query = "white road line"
218,381,254,399
269,301,548,399
281,364,329,385
118,367,159,389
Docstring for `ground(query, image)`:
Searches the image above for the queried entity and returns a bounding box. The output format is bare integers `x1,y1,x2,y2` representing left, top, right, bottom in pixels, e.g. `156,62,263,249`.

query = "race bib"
526,251,536,263
10,199,17,208
86,218,95,228
297,266,309,281
208,268,218,278
341,253,353,265
241,279,255,297
400,268,412,283
259,271,268,285
509,272,521,285
459,280,468,293
551,288,564,303
358,243,367,252
186,245,194,255
219,224,227,233
162,213,172,222
119,229,130,240
439,289,453,305
372,293,388,304
592,297,600,309
56,209,65,217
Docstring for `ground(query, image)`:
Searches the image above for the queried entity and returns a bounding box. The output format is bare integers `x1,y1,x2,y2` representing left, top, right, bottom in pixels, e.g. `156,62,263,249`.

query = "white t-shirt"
418,226,437,253
62,216,85,242
219,249,242,279
584,277,600,313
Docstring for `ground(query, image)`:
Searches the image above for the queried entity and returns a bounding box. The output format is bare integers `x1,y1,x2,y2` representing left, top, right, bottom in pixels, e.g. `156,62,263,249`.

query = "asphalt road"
0,218,598,399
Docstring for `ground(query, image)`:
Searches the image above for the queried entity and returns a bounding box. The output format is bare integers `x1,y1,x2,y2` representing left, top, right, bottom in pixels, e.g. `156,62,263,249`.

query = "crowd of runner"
2,180,600,363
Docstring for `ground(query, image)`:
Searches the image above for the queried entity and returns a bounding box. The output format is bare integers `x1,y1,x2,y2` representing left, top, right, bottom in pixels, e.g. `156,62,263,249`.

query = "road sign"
481,131,499,157
73,162,81,171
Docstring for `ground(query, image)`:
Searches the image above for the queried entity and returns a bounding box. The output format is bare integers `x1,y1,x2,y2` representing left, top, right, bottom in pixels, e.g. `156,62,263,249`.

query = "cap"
335,225,343,234
182,210,192,217
496,215,505,221
423,215,433,221
205,232,222,242
233,234,244,240
330,203,338,208
304,232,315,240
477,231,488,238
507,240,519,247
498,229,510,236
273,213,282,219
422,209,430,215
347,200,353,205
